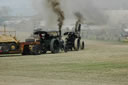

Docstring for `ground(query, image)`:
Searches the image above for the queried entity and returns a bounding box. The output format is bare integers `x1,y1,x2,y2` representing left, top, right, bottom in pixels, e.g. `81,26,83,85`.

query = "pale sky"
0,0,34,16
0,0,128,16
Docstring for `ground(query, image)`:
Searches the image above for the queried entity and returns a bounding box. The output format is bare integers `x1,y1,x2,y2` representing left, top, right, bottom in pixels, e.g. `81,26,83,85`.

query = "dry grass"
0,40,128,85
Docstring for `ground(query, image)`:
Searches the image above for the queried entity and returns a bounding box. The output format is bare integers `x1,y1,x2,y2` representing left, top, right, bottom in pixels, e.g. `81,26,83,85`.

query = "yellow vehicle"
0,26,20,53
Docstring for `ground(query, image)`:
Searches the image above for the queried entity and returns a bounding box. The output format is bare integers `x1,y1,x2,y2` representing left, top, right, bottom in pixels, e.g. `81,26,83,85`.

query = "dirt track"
0,40,128,85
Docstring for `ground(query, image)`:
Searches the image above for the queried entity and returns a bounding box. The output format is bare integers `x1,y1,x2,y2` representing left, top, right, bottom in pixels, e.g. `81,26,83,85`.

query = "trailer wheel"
74,38,80,51
80,41,85,50
9,43,17,51
1,44,9,53
50,39,60,53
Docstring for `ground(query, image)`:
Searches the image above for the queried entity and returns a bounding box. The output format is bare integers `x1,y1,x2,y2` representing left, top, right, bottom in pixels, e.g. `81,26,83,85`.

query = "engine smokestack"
47,0,65,39
74,12,84,33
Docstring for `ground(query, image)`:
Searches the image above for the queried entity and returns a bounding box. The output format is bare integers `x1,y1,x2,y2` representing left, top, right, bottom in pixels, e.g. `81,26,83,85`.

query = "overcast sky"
0,0,128,16
0,0,34,16
93,0,128,9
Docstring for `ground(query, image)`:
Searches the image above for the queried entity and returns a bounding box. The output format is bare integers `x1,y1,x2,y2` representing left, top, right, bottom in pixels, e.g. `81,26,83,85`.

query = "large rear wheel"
74,38,80,51
50,39,60,53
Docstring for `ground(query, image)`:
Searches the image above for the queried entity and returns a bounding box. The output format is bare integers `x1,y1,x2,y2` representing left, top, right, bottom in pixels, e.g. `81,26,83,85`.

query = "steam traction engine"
64,22,85,51
23,28,67,55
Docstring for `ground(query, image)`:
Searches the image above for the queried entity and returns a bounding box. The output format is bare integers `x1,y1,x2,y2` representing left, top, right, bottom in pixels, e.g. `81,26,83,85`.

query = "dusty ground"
0,40,128,85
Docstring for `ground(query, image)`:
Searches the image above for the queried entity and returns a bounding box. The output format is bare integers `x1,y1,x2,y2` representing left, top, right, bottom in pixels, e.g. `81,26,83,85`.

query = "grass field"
0,40,128,85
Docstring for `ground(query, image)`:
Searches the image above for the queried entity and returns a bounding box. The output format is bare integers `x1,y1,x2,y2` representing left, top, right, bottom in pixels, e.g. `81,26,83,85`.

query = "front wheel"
22,45,30,55
63,43,68,52
31,45,41,55
80,41,85,50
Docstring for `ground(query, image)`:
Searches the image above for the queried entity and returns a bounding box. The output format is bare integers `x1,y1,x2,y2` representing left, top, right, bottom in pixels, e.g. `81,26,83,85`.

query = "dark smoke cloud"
74,12,84,23
47,0,65,29
61,0,108,25
31,0,108,26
